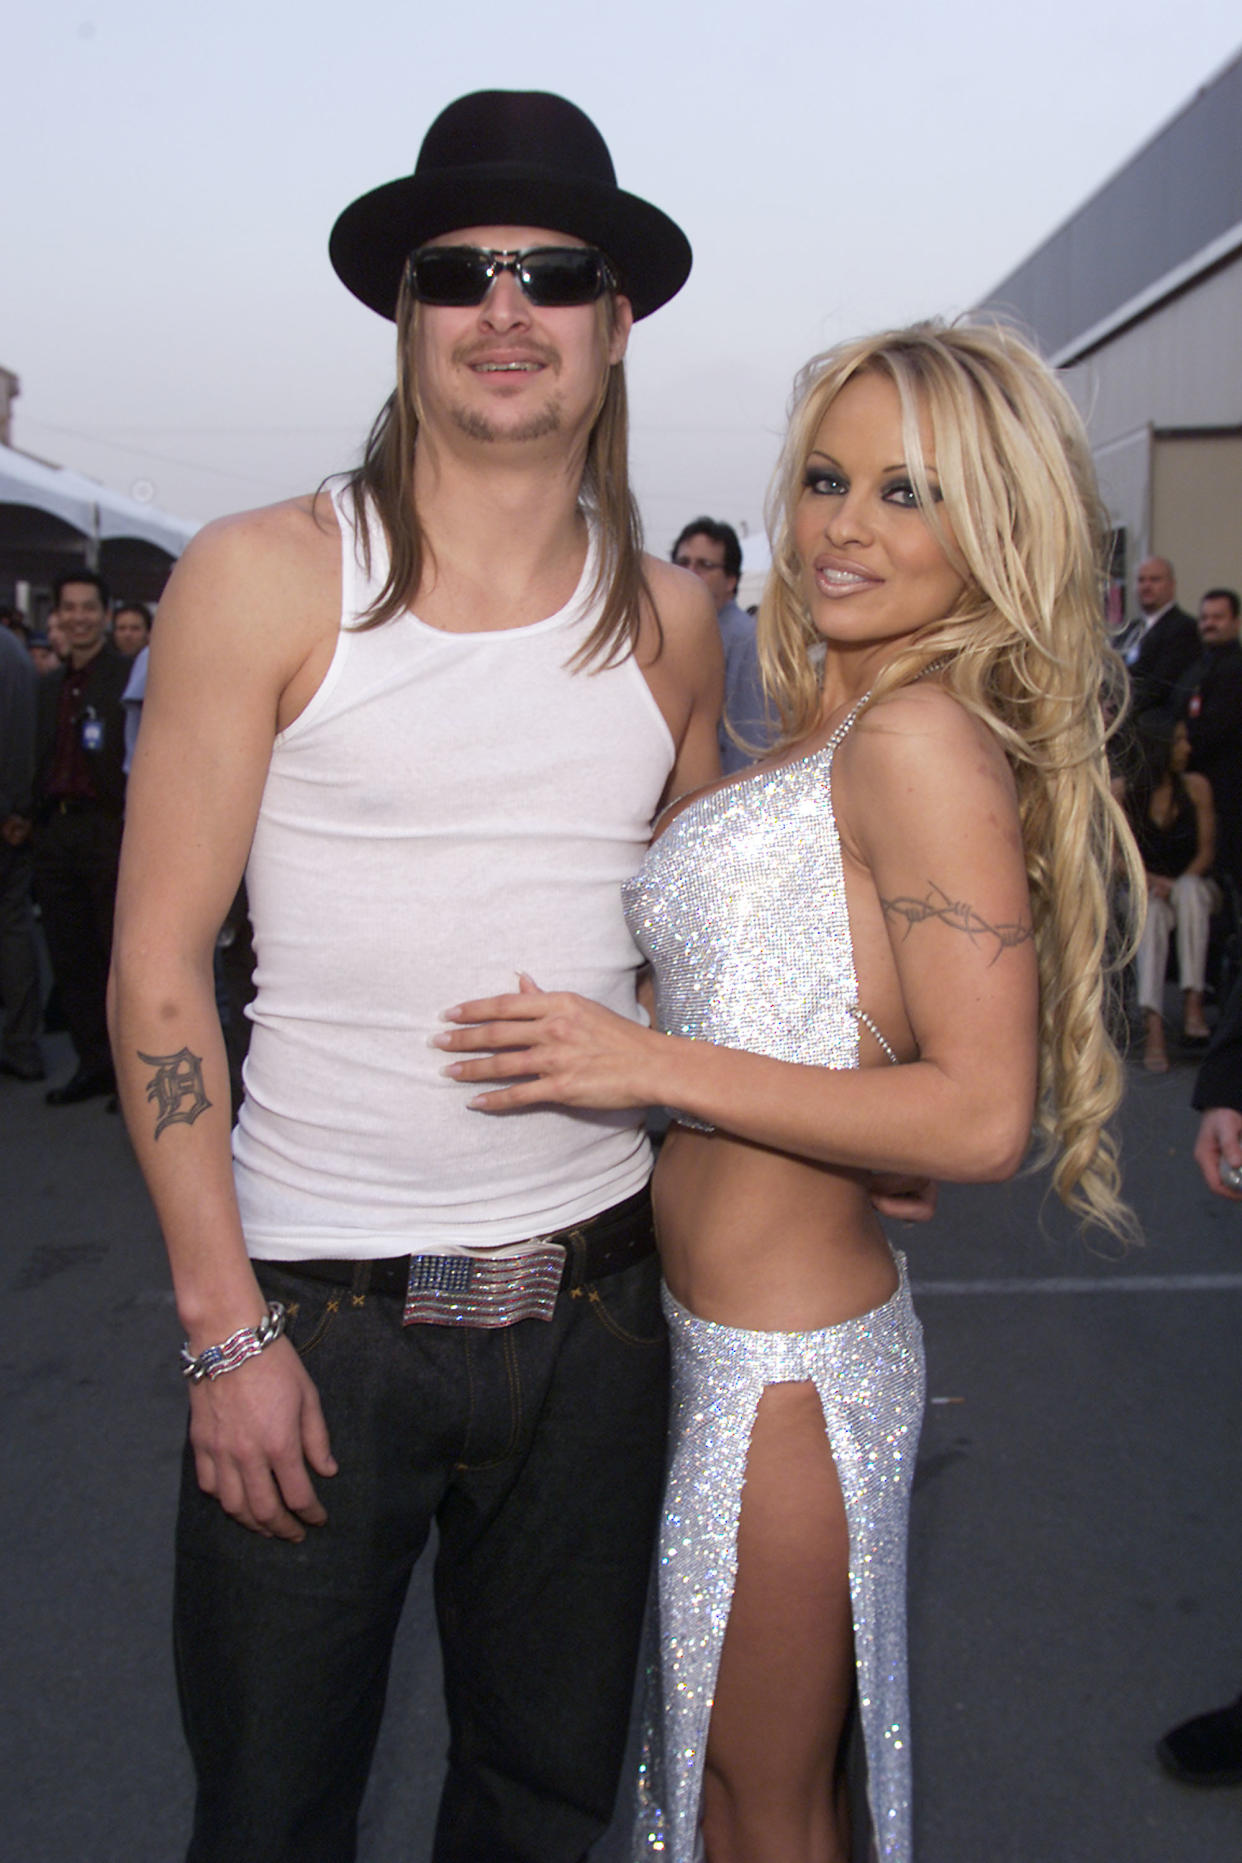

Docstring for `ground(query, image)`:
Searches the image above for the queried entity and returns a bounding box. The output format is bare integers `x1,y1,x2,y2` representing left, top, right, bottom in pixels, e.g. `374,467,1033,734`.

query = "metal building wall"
1060,252,1242,594
978,51,1242,358
1065,253,1242,439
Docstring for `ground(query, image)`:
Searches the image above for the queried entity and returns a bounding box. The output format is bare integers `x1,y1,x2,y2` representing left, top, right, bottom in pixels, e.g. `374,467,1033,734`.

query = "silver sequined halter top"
623,691,897,1126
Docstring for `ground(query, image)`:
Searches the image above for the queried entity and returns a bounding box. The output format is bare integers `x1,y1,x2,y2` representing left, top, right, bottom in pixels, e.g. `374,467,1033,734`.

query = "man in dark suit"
1125,556,1201,723
1174,588,1242,887
32,571,130,1103
1156,978,1242,1785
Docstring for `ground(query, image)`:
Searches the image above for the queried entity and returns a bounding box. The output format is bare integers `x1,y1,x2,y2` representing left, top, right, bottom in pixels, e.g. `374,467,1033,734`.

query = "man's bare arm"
108,498,339,1540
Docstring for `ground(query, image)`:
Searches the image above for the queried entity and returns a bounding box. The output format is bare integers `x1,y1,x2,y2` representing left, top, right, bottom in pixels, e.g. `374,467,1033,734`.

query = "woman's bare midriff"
652,1122,901,1333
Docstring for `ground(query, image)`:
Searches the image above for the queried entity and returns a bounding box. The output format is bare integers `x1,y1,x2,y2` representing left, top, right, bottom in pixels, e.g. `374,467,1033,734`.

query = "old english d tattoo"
138,1046,212,1138
881,881,1033,966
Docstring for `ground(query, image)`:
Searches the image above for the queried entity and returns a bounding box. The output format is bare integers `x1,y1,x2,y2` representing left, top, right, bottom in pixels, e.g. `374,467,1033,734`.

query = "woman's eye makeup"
882,479,920,507
884,476,943,508
801,463,943,506
803,465,846,495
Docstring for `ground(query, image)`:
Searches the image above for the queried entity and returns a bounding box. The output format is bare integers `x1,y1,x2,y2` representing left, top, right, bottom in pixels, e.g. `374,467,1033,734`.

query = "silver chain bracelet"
179,1300,288,1382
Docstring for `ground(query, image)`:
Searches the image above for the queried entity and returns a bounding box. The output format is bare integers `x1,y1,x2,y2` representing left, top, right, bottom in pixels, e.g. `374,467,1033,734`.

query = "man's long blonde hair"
342,275,651,669
760,320,1143,1241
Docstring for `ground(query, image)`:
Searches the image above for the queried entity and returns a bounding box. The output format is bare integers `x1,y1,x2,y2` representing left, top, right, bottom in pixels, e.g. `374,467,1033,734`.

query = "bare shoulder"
150,494,342,722
838,682,1020,860
847,681,1014,789
164,494,339,635
639,555,720,656
1184,770,1213,805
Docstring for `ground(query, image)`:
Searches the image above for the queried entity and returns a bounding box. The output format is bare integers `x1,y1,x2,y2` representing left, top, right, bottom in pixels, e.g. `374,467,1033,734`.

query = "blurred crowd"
1111,560,1242,1072
1,572,151,1103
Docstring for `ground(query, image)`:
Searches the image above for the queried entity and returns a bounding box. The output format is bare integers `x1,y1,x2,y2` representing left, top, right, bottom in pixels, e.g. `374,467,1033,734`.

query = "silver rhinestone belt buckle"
402,1243,565,1327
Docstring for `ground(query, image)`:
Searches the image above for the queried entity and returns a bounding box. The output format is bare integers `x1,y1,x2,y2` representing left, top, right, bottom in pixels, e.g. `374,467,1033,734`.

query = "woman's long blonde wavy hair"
759,320,1144,1242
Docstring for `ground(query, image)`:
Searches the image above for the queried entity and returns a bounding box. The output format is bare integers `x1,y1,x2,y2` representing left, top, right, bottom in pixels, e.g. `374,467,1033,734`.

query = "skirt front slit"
633,1251,925,1863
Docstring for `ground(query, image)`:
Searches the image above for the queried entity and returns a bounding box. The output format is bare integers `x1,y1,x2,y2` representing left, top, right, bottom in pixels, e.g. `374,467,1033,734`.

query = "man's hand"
187,1338,337,1540
867,1174,939,1223
1,814,31,847
1193,1107,1242,1201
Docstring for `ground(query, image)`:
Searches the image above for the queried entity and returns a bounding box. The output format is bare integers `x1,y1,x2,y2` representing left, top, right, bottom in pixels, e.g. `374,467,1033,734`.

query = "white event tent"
0,443,199,605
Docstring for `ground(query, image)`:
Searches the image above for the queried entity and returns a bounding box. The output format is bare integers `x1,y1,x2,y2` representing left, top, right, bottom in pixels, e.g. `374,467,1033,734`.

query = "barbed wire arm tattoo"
880,881,1033,966
138,1046,213,1138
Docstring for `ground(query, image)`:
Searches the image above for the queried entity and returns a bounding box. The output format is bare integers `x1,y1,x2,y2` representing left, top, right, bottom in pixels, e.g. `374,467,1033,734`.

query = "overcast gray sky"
6,2,1240,562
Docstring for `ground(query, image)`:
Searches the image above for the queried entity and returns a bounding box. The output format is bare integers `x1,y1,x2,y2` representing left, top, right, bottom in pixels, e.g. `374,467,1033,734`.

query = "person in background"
27,633,61,677
1119,714,1216,1069
44,613,70,663
111,600,152,658
33,571,129,1104
1156,974,1242,1787
1124,556,1201,724
0,623,44,1081
672,516,774,772
121,642,149,772
1175,587,1242,890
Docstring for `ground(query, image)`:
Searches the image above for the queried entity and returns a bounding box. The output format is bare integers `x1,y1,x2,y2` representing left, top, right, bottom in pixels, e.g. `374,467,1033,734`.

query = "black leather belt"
266,1186,655,1325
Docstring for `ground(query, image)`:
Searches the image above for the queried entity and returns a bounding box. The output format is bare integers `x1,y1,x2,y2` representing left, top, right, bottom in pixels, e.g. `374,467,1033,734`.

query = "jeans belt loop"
563,1229,590,1293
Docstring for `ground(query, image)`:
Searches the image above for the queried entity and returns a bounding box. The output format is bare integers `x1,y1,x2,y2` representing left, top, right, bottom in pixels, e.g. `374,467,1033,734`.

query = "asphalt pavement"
4,1025,1242,1862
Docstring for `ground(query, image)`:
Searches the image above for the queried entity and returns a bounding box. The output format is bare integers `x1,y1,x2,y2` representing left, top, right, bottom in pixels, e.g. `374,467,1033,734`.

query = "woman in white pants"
1125,717,1217,1070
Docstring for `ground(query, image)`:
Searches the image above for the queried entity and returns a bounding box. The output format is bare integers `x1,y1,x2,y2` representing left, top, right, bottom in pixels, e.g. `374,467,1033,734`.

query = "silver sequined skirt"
633,1251,925,1862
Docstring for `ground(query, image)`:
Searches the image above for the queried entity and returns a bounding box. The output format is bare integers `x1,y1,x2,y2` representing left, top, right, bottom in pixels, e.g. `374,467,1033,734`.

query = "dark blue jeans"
174,1217,669,1863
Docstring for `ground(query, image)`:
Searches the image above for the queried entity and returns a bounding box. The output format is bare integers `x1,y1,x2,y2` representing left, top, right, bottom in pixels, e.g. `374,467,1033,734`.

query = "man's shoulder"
0,625,30,671
122,646,149,705
0,631,33,710
641,553,720,644
157,492,343,673
0,632,33,734
181,493,339,582
1136,601,1194,630
89,643,136,701
1201,650,1242,723
1163,605,1201,643
1135,603,1199,669
716,599,757,643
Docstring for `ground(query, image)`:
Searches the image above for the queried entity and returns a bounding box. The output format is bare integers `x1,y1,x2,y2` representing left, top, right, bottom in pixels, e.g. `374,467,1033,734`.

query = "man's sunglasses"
405,245,618,308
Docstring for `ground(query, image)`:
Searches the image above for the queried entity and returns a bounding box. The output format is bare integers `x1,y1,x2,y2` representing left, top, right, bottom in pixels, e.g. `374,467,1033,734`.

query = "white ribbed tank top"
232,484,673,1259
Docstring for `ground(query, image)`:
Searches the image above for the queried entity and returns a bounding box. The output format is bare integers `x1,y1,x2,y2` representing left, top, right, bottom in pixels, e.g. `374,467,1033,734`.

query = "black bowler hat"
329,90,692,322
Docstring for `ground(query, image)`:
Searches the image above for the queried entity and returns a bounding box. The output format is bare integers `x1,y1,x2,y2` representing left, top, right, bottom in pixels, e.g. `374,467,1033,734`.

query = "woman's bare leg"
700,1380,855,1863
